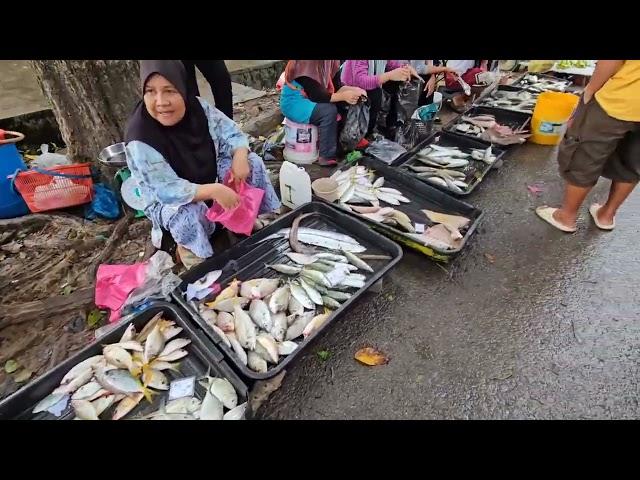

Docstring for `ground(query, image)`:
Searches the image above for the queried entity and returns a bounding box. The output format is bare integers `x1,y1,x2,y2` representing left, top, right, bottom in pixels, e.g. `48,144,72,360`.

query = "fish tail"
141,385,155,403
169,362,182,373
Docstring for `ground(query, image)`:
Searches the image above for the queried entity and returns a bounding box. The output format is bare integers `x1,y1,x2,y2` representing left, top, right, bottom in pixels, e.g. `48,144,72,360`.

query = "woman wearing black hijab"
125,60,281,267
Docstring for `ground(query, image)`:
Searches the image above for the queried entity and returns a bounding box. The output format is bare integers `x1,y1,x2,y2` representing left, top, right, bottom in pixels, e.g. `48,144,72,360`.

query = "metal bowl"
98,142,127,166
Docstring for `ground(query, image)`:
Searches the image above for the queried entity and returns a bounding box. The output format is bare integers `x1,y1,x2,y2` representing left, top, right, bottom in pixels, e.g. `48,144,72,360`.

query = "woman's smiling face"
144,73,186,126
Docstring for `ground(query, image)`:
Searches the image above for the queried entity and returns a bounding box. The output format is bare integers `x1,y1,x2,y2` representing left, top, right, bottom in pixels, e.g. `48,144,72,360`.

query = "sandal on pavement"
535,206,577,233
589,203,615,230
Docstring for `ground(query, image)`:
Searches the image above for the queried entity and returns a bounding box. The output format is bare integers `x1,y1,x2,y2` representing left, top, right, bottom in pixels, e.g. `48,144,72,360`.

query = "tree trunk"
29,60,140,164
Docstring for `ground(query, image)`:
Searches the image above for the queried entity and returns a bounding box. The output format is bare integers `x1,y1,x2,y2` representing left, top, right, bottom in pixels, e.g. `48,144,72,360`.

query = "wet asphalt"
259,139,640,420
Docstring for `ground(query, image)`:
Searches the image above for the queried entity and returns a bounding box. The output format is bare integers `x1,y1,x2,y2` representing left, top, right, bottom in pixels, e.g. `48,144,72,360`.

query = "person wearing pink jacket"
341,60,418,139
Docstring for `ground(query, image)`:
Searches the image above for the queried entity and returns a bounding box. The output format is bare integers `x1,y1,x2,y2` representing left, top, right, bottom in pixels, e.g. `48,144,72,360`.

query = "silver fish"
216,311,235,332
234,304,257,350
159,338,192,358
376,191,401,205
142,368,169,390
112,393,144,420
300,269,331,288
53,368,94,395
144,324,166,363
223,402,247,420
322,296,341,309
60,355,103,385
149,360,181,372
155,349,188,362
278,341,299,356
210,323,232,348
289,282,315,309
247,351,268,373
136,312,163,342
209,378,238,409
161,325,184,342
267,264,302,275
95,368,146,397
103,345,134,371
213,296,250,313
313,253,348,263
119,324,136,343
339,276,366,289
33,393,69,414
200,387,224,420
425,176,448,188
286,252,317,265
110,341,144,352
303,313,331,338
71,381,103,401
298,278,323,305
268,286,290,314
342,249,374,273
166,396,201,415
254,333,279,364
226,333,248,365
304,262,335,273
249,299,273,331
91,394,117,416
285,311,316,341
270,312,288,342
286,314,298,327
287,293,305,317
325,290,352,301
240,278,280,300
72,399,99,420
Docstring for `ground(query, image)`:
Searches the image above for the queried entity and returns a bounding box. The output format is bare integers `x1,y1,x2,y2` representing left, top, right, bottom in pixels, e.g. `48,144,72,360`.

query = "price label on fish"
414,223,425,234
168,376,196,401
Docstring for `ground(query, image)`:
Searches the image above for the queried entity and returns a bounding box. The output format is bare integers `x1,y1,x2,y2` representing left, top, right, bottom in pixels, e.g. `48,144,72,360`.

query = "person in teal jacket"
280,60,365,166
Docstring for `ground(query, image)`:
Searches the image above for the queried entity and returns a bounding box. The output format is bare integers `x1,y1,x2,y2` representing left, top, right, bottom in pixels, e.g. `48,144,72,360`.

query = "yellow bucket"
530,91,580,145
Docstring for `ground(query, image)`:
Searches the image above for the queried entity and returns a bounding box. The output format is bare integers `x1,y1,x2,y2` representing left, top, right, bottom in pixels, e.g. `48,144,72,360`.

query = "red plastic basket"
13,163,94,213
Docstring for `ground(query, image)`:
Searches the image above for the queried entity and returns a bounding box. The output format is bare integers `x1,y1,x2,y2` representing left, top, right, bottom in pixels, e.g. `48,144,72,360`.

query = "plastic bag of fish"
31,313,246,420
196,237,378,373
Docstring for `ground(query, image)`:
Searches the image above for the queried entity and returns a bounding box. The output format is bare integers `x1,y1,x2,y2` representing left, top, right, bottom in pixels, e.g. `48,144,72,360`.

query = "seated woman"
444,60,491,112
280,60,365,166
125,60,281,268
341,60,419,139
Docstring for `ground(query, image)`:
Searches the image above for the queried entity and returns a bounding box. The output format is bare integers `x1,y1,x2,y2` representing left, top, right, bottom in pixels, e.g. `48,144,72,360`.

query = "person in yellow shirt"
536,60,640,232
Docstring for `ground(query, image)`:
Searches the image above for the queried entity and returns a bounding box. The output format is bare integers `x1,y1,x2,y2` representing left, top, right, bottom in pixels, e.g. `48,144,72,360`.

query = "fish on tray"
31,315,245,421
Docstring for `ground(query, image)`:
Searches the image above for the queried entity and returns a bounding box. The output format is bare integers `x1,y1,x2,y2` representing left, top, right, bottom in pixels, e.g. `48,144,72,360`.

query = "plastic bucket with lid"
283,118,319,165
530,91,580,145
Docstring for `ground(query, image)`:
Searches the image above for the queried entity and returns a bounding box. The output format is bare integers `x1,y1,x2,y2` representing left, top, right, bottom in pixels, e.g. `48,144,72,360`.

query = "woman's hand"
383,67,411,83
335,86,366,105
407,64,420,79
424,75,436,95
230,148,251,186
211,183,240,210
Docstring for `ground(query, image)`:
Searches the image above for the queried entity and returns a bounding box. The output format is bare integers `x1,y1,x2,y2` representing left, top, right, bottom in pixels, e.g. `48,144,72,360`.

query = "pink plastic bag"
95,263,147,323
206,175,264,236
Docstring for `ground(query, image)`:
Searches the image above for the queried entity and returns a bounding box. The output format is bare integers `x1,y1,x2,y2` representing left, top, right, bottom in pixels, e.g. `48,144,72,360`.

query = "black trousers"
366,81,401,137
182,60,234,119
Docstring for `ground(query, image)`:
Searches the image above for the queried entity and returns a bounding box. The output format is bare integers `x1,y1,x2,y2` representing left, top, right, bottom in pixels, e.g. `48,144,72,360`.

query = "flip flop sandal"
535,206,577,233
589,203,615,230
317,157,338,167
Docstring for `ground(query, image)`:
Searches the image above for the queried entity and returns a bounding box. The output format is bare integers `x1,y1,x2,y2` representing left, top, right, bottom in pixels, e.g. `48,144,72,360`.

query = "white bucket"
283,118,319,165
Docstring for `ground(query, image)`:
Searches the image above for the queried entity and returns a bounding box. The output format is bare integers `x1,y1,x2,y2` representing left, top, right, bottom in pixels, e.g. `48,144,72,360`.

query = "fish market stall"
444,106,532,147
391,131,507,196
316,158,483,261
173,202,403,381
0,302,249,420
475,85,539,114
513,73,571,93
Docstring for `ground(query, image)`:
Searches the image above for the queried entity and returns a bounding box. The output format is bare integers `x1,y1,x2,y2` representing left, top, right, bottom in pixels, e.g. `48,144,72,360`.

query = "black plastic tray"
513,73,571,92
390,131,507,196
0,302,249,420
172,202,403,381
318,157,483,261
475,85,539,114
443,106,531,146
